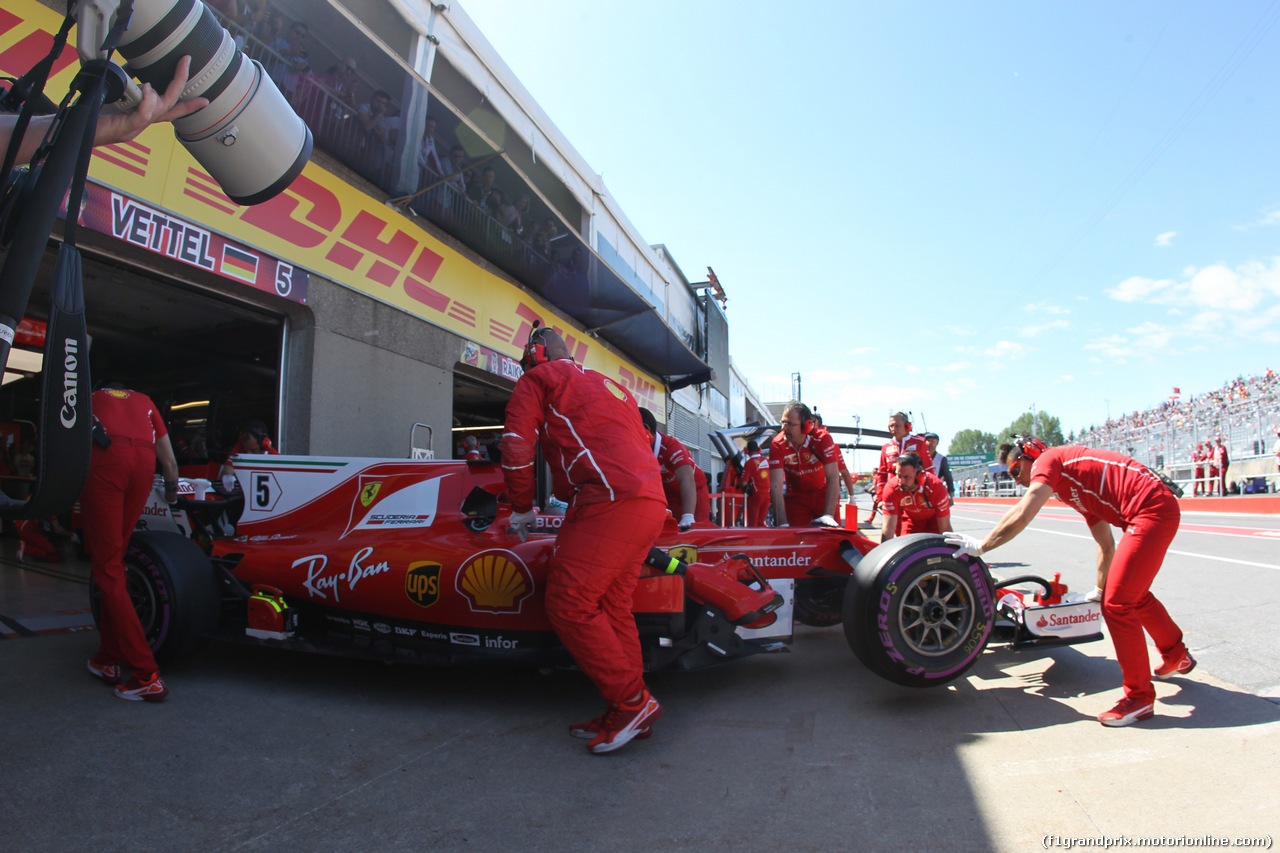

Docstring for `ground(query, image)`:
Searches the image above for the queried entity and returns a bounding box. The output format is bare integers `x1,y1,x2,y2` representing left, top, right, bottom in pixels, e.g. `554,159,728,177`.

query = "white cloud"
1107,275,1174,302
1023,302,1070,315
1019,319,1069,337
983,340,1027,360
1154,231,1176,247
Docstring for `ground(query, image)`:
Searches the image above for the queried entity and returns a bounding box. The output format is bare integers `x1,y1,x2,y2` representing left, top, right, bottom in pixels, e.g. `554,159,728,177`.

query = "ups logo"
406,561,442,607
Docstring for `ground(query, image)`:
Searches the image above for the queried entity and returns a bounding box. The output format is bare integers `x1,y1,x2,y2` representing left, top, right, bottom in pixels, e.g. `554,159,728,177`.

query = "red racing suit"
882,470,951,535
650,431,710,523
82,388,168,681
1192,448,1206,497
769,428,840,526
500,358,666,706
874,434,932,503
1030,445,1184,705
737,451,771,527
1213,442,1229,495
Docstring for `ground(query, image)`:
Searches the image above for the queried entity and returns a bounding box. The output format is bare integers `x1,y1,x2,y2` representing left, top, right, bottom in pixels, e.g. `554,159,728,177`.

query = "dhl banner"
1,0,661,409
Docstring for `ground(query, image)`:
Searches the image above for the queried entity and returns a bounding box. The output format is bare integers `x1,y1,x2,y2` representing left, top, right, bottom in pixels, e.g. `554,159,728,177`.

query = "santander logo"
1036,610,1100,631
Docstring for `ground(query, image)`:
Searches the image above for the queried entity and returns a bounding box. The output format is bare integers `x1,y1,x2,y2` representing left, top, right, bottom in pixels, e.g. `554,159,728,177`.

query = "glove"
678,513,696,532
944,531,983,559
1085,586,1104,603
814,514,839,528
163,480,179,505
509,509,537,542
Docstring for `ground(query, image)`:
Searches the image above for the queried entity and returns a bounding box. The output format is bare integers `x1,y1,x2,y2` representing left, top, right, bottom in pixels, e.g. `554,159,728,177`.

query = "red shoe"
587,690,662,754
114,673,169,702
1154,650,1196,680
570,710,651,741
86,658,121,685
1097,696,1154,727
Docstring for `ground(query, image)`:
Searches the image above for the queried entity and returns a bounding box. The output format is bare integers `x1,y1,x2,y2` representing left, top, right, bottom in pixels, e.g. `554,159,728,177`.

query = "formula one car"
101,455,1102,688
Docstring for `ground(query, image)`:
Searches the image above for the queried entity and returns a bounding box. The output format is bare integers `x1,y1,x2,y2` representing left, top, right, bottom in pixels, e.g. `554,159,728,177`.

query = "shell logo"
602,378,628,401
105,389,129,398
457,550,534,614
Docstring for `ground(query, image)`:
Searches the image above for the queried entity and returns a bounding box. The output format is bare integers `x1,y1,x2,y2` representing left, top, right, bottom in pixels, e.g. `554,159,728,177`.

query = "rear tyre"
843,533,995,687
90,531,221,664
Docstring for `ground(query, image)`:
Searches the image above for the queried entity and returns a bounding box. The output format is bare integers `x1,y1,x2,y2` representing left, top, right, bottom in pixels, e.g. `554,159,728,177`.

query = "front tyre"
793,577,845,627
843,533,995,688
90,531,221,664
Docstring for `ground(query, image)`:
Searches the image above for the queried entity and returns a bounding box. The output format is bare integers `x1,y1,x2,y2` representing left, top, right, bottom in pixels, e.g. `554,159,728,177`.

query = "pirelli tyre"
793,577,846,627
843,533,996,688
90,531,221,664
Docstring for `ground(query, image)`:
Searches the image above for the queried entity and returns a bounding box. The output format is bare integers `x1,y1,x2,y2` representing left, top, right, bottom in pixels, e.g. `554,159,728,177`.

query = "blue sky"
460,0,1280,461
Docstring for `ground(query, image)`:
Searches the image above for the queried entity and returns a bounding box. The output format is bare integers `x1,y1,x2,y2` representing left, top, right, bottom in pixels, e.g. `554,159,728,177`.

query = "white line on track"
950,512,1280,572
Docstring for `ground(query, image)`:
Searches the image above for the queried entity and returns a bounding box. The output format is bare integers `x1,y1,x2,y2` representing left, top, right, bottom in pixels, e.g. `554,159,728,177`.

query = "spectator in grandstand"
268,20,311,101
1213,436,1230,496
638,407,709,531
294,57,359,129
880,452,952,541
923,432,954,495
442,145,468,193
737,439,771,527
418,115,444,175
356,90,399,176
946,436,1193,728
313,57,361,105
482,188,506,220
468,167,497,204
769,401,841,528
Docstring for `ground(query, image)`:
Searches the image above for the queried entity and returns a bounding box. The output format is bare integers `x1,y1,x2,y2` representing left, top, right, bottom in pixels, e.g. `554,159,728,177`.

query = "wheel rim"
897,569,975,657
125,563,159,641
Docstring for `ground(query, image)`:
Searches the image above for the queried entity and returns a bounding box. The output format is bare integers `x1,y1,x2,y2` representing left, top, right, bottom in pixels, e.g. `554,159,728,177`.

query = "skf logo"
406,561,442,607
360,481,382,507
669,545,698,564
456,549,533,614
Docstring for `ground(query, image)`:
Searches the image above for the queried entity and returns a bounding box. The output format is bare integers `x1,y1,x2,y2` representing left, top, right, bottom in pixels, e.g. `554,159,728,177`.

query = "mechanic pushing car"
946,436,1194,728
768,401,841,527
83,384,181,702
639,406,709,531
500,324,668,754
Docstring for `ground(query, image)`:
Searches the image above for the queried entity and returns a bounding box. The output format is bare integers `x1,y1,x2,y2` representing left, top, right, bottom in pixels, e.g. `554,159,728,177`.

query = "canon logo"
59,338,79,428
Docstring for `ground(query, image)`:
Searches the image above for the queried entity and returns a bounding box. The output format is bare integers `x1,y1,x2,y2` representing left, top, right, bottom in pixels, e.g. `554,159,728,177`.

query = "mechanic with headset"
639,406,710,532
219,420,279,487
879,451,952,541
872,411,932,517
768,400,841,527
736,439,772,527
945,435,1193,728
83,384,180,702
500,323,667,754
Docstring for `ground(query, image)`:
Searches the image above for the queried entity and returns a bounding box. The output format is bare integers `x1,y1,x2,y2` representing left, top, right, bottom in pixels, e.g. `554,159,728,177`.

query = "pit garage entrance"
0,249,285,489
450,364,512,463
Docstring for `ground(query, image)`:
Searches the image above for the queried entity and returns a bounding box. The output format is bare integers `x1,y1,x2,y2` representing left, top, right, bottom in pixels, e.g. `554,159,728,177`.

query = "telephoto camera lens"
116,0,312,205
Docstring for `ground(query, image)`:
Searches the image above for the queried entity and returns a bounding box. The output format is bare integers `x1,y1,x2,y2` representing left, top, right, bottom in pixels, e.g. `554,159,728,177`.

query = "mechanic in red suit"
1213,436,1230,496
500,324,666,754
219,420,279,485
879,451,952,541
736,439,772,527
873,411,932,511
639,406,709,531
812,414,856,517
947,436,1192,727
83,385,180,702
768,401,841,527
463,434,483,462
1192,443,1206,497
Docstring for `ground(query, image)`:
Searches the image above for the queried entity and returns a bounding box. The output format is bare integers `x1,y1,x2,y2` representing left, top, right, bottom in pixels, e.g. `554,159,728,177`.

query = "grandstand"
1074,369,1279,494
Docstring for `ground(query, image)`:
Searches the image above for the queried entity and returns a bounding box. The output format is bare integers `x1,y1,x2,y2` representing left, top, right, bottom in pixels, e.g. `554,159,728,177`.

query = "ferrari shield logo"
360,482,382,507
669,544,698,564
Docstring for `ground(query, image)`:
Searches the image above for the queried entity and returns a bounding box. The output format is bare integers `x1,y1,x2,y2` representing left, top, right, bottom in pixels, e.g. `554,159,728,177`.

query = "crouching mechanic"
769,401,841,527
945,436,1193,727
500,324,667,754
639,406,710,531
880,451,952,541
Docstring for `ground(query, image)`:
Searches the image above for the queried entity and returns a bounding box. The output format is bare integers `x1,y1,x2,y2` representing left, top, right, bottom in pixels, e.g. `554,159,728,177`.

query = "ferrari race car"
106,455,1103,688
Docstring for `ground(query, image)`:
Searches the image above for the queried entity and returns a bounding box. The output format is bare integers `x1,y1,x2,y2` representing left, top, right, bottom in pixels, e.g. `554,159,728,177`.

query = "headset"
520,321,551,372
1006,434,1047,478
786,401,814,435
891,411,912,433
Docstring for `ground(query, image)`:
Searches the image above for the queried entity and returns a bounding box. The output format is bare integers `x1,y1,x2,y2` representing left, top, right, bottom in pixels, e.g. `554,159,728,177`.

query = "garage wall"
305,278,459,458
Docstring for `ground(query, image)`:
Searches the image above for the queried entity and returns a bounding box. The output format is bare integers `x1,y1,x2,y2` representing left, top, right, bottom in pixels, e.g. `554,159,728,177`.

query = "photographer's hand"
95,55,208,147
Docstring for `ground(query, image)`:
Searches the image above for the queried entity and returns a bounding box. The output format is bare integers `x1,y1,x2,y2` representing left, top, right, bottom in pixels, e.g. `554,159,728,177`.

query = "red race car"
103,454,1102,689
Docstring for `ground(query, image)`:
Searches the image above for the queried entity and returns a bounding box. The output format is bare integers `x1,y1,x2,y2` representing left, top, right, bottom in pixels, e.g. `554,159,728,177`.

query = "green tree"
1003,411,1065,446
949,429,998,456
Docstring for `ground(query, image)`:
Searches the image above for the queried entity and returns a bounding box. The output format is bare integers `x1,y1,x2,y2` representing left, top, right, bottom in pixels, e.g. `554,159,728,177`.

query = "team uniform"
501,358,667,709
882,470,952,535
1192,445,1206,497
650,432,710,523
737,451,771,527
1029,445,1186,708
768,428,840,526
874,435,932,503
82,388,168,685
1213,441,1229,496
